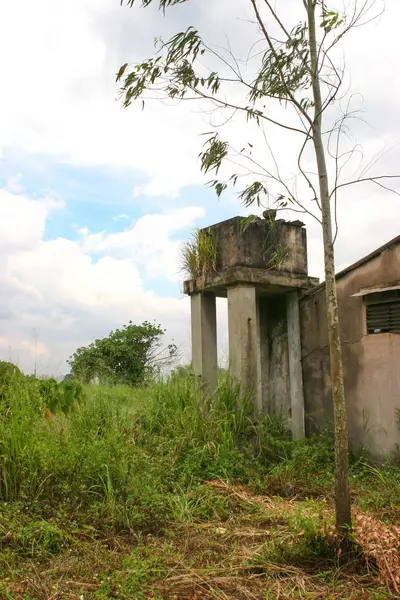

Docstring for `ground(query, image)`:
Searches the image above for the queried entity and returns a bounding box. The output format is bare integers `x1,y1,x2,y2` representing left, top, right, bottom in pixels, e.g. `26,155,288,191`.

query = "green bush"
35,377,85,414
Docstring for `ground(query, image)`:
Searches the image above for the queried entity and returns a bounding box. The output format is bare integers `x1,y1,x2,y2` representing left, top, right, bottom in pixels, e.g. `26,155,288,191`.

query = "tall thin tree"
117,0,398,531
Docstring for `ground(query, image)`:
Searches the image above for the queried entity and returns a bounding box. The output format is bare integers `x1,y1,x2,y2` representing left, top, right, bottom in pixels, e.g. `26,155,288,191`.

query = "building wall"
260,297,291,418
208,216,308,275
300,243,400,455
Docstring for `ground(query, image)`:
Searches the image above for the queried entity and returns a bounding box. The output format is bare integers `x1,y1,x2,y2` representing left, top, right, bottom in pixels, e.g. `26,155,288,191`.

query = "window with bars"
365,289,400,334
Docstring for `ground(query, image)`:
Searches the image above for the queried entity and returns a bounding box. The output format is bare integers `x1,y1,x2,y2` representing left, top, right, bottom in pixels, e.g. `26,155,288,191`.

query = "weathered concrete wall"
233,293,304,438
261,297,290,419
300,242,400,454
206,216,308,276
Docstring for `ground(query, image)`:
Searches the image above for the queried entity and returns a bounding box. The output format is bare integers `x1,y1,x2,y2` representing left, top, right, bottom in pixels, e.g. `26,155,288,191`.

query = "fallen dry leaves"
355,511,400,595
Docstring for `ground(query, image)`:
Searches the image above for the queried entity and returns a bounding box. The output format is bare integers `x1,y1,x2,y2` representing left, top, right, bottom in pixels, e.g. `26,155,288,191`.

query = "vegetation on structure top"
181,227,217,279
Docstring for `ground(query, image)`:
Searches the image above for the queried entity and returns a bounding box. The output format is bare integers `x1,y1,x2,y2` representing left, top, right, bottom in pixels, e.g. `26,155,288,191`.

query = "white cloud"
80,206,205,281
0,0,210,197
0,189,63,253
113,213,130,221
20,339,50,359
0,0,399,211
0,189,204,374
4,174,24,194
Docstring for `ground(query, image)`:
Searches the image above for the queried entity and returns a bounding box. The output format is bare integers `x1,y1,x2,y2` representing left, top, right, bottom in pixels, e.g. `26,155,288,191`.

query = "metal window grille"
366,297,400,334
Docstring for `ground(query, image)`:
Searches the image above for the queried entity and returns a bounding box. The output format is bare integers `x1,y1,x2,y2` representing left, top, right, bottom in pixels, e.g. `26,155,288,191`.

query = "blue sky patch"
0,149,236,244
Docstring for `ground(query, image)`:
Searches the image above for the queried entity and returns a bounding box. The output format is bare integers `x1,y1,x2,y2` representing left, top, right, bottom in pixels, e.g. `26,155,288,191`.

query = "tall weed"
0,368,397,535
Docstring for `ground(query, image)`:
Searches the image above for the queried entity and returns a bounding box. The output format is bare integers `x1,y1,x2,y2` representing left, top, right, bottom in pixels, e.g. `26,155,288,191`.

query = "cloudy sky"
0,0,399,376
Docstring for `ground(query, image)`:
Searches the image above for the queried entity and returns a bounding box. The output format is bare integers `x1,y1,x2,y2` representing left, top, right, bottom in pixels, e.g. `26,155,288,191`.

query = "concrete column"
191,292,218,398
258,297,269,414
227,285,262,415
286,292,305,440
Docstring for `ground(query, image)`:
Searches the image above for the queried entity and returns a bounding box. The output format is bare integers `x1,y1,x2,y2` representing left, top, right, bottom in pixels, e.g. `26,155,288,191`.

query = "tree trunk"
306,0,352,532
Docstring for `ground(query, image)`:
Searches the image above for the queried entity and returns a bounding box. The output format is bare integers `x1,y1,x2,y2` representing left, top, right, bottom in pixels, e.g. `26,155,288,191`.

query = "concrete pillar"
191,292,218,398
227,285,262,415
286,292,305,440
258,297,269,414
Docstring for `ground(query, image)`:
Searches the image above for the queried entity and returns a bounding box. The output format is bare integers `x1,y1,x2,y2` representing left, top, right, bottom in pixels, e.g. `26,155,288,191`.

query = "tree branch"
331,175,400,196
248,0,314,127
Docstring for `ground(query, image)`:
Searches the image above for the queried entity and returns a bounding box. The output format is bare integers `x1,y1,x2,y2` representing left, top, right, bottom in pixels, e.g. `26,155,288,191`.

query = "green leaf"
238,181,268,208
239,214,259,233
199,134,228,175
208,180,228,198
116,63,128,82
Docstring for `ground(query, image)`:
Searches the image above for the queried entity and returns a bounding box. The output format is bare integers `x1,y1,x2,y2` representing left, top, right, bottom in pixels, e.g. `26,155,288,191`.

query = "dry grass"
1,482,397,600
355,511,400,594
156,570,381,600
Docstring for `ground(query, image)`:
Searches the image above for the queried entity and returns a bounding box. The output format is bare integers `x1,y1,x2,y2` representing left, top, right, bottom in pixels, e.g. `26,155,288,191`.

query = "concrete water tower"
183,214,319,439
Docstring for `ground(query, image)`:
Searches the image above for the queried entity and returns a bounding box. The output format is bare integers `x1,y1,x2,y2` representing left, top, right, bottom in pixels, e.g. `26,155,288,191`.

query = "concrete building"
184,216,400,455
301,235,400,454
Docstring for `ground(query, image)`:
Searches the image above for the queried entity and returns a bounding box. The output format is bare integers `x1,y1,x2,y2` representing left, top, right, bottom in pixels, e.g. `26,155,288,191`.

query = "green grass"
180,227,217,279
0,370,398,599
